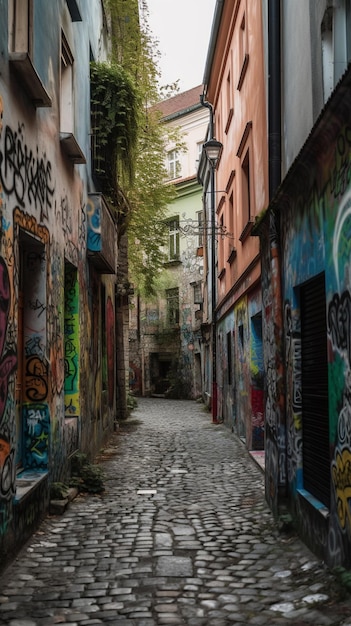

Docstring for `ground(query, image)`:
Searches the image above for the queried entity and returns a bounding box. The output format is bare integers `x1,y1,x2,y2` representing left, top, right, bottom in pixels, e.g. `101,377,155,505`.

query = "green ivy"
90,61,138,202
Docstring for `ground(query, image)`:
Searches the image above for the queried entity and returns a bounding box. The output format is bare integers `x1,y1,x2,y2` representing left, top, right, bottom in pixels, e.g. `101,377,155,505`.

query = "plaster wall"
0,0,117,564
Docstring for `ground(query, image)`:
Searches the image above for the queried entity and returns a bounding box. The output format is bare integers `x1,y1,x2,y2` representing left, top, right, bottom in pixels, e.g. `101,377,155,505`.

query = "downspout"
268,0,286,507
200,95,218,423
268,0,281,198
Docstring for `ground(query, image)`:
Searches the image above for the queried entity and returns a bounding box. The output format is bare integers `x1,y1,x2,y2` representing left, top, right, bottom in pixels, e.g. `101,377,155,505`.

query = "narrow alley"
0,398,351,626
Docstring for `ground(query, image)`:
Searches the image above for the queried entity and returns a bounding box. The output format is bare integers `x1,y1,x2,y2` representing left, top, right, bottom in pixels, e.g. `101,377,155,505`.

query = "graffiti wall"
216,287,263,448
249,288,264,450
264,107,351,565
64,265,80,417
217,311,234,427
0,0,120,568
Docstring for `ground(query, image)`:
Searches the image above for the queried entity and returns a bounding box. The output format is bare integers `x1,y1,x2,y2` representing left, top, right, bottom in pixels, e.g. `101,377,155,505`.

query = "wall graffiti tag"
24,355,49,402
22,403,49,469
328,291,351,365
0,124,55,221
332,447,351,531
14,207,50,244
0,257,17,508
0,258,17,418
64,267,79,416
87,195,101,251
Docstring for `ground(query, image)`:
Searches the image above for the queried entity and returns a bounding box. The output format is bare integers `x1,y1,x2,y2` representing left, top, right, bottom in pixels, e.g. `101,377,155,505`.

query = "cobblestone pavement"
1,398,351,626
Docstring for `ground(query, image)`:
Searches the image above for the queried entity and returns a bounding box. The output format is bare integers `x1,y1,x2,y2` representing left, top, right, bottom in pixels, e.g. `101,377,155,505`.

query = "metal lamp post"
203,137,222,423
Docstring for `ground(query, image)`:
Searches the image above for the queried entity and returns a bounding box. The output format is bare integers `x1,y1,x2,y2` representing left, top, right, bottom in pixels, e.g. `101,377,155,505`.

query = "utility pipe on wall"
200,95,219,423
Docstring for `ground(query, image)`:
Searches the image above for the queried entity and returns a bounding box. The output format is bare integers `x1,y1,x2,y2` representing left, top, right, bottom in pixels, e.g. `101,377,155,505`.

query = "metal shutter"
300,273,330,508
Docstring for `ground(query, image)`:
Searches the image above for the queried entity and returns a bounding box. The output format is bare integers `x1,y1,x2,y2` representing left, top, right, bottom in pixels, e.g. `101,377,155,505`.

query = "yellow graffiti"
332,447,351,531
0,437,10,468
293,411,302,431
14,207,49,243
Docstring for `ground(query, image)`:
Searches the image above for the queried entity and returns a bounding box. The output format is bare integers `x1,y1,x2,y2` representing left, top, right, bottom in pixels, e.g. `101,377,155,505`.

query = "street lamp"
203,138,223,169
203,136,222,424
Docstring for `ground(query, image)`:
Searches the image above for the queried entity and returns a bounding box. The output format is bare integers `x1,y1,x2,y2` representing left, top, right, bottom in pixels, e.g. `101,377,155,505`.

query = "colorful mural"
0,0,122,569
261,102,351,566
216,287,264,449
64,266,80,417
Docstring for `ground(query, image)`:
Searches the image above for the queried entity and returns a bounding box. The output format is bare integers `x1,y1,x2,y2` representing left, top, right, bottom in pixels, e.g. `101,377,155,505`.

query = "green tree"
104,0,184,295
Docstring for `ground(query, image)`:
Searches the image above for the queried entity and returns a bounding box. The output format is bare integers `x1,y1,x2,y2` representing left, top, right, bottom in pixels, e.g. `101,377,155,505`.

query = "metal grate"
301,273,330,508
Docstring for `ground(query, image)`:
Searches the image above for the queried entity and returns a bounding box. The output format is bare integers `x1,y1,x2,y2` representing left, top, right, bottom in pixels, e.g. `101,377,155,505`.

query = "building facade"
199,0,351,568
256,1,351,568
198,0,268,450
129,87,209,399
0,0,125,564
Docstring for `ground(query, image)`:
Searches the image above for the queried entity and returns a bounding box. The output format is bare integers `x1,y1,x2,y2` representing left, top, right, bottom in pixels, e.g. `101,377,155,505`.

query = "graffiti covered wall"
217,286,263,449
263,92,351,565
0,0,118,566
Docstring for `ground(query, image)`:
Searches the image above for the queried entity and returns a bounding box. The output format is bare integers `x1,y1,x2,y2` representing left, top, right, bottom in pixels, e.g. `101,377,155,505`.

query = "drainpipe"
268,0,286,506
268,0,281,199
200,95,218,423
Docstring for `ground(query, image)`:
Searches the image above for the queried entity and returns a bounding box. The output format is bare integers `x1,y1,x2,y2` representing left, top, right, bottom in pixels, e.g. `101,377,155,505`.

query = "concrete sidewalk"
0,397,351,625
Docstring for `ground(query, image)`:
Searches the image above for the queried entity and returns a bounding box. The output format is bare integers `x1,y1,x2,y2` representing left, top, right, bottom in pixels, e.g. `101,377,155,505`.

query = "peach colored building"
199,0,269,450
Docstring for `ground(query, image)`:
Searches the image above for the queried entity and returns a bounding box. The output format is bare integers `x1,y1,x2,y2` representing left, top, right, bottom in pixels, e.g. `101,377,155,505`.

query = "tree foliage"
90,61,138,196
104,0,183,295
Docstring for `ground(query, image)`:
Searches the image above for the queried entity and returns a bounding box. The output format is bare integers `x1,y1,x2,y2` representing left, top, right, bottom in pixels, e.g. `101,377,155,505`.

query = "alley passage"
1,398,351,626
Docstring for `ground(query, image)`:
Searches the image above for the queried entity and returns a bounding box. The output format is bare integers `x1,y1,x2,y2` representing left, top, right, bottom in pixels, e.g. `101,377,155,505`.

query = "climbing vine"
90,61,138,198
100,0,183,294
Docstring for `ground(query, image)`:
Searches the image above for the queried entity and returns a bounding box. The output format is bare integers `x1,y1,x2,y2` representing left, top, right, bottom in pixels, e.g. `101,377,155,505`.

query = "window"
239,324,244,347
168,217,180,261
167,149,180,179
166,288,179,326
226,71,231,114
61,31,74,134
59,31,85,162
8,0,32,55
193,282,202,305
196,142,204,169
237,5,249,90
321,8,333,101
321,3,351,103
8,0,51,107
242,149,251,226
197,211,204,247
237,122,254,242
225,70,234,133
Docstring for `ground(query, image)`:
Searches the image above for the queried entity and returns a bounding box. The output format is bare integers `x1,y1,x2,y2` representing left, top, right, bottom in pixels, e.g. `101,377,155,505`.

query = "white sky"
146,0,217,92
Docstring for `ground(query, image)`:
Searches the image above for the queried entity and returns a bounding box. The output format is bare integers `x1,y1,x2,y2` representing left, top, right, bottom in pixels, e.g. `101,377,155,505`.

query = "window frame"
60,30,74,134
168,217,180,261
237,122,254,242
8,0,33,56
167,149,180,180
166,287,179,326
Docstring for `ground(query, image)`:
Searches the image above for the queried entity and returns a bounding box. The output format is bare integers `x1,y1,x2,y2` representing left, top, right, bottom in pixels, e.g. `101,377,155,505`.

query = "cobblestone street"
1,397,351,625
